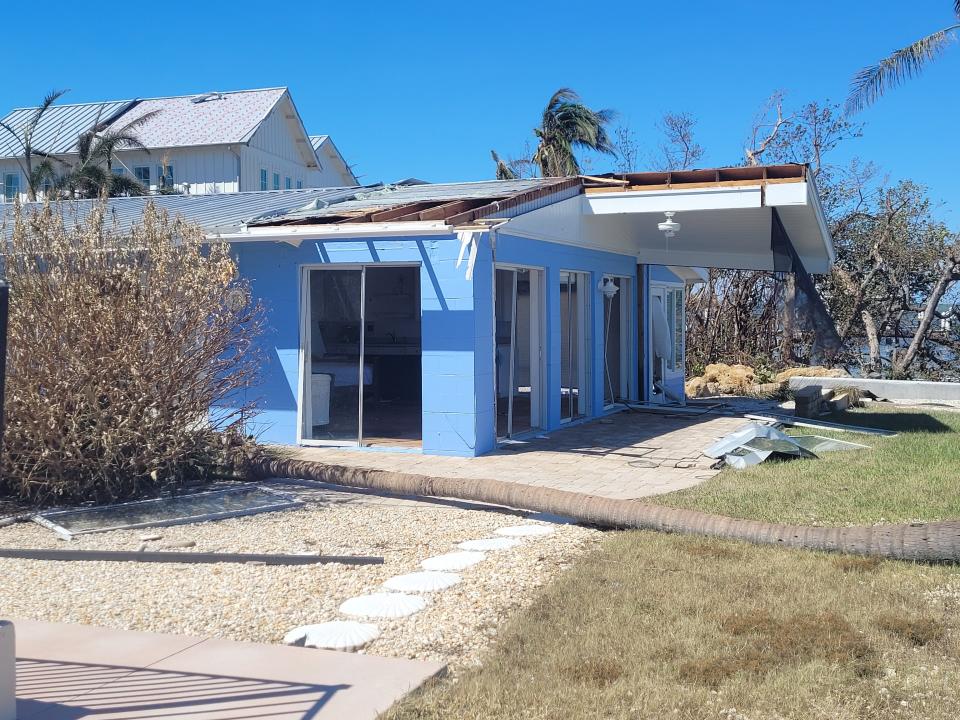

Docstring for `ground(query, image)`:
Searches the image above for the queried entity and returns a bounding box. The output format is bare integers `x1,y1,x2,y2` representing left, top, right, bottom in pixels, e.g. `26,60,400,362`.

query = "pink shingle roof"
107,88,286,149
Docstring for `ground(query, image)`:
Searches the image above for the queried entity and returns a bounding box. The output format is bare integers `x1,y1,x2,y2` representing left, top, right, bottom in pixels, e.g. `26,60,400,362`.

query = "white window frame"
134,166,151,189
3,172,20,201
649,281,685,403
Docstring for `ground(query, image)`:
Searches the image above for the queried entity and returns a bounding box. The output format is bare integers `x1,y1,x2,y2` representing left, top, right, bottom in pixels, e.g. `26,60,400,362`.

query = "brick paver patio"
285,409,749,501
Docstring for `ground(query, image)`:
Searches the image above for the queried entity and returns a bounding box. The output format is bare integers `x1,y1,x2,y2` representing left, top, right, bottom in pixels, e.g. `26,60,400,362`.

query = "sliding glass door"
495,267,543,439
559,271,589,422
303,265,422,447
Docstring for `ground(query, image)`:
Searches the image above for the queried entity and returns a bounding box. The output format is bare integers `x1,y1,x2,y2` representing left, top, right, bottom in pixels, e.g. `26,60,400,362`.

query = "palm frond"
107,174,148,198
846,25,959,113
955,0,959,19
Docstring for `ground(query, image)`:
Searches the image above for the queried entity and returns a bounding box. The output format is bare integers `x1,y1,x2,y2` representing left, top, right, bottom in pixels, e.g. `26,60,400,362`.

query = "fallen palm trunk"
255,457,960,563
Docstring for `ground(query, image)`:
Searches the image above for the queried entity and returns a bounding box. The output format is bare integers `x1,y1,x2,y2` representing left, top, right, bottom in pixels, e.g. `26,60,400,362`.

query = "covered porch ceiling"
503,164,835,274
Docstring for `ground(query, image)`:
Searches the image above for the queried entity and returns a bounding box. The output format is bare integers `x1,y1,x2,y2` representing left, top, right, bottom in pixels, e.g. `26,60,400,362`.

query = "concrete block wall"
229,234,490,456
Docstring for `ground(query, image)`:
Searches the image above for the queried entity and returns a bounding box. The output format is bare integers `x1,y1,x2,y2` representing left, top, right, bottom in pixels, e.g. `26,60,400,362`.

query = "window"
260,169,268,191
285,176,291,190
296,179,303,189
3,172,20,201
113,167,125,176
157,165,174,189
134,166,151,188
272,172,280,191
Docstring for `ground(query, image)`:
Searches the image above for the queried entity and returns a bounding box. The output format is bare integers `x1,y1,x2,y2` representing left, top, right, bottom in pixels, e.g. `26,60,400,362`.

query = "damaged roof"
0,178,582,236
248,177,581,228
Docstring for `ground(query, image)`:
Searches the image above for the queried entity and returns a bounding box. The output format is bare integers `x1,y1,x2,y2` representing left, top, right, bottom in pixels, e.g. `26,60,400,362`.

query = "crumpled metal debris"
703,423,869,470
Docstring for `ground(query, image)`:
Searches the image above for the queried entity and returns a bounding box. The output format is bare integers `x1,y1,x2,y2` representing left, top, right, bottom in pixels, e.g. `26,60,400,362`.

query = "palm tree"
257,453,960,562
0,89,69,201
60,109,159,199
847,2,960,113
531,88,616,177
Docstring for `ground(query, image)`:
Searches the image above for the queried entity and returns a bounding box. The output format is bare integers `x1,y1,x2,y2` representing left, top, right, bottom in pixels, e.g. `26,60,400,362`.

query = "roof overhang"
580,172,834,273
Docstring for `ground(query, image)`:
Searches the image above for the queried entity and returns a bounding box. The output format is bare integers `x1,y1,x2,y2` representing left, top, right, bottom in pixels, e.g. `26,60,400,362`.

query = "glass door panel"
308,269,363,443
603,276,630,406
560,271,587,422
496,267,541,439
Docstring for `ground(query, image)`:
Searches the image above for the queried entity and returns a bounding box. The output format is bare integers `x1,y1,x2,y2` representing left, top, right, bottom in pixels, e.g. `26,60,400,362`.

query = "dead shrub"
0,202,262,504
876,613,945,647
680,610,879,687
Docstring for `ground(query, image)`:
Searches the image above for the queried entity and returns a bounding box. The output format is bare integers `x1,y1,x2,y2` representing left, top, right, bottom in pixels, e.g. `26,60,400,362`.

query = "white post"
0,620,14,720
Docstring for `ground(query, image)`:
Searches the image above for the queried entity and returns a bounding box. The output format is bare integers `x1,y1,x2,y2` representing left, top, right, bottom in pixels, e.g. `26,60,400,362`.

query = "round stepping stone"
495,524,555,537
458,537,521,552
420,551,486,571
383,571,461,593
339,592,426,618
283,621,380,651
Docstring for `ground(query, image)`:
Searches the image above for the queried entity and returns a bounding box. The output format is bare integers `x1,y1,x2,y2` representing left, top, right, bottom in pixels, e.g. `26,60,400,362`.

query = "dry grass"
653,406,960,525
387,531,960,720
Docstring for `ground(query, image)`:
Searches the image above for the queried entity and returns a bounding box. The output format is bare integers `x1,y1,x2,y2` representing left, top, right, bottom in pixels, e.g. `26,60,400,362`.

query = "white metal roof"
0,99,134,157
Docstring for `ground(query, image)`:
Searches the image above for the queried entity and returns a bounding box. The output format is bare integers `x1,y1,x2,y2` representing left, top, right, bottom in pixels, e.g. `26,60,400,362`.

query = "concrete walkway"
288,410,748,501
12,619,444,720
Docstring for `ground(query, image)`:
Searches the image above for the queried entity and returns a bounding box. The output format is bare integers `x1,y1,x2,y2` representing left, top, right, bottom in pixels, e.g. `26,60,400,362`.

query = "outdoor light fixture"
658,211,681,239
598,277,619,299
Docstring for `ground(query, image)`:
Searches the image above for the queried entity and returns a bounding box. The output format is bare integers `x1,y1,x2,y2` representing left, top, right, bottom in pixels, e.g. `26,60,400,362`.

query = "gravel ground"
0,480,602,670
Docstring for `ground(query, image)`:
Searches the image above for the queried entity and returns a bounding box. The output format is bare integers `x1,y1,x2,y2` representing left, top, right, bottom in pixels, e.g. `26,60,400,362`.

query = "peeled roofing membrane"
495,525,555,537
339,592,426,618
458,537,521,552
32,486,302,536
383,571,461,593
283,621,380,651
421,551,486,571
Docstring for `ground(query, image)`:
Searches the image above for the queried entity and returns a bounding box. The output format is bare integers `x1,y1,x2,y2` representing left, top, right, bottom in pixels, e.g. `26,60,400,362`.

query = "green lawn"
389,531,960,720
652,406,960,525
388,407,960,720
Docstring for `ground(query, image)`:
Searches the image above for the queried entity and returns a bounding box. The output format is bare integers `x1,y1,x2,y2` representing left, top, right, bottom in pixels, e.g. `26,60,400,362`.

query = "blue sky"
4,1,958,229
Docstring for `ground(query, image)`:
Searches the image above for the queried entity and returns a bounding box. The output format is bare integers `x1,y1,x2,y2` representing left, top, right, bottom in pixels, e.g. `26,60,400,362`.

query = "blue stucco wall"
230,234,490,457
227,232,681,457
488,233,639,443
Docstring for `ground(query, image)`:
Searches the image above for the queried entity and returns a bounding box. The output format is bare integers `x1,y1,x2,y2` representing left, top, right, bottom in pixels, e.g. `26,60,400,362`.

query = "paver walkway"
11,618,444,720
287,409,749,501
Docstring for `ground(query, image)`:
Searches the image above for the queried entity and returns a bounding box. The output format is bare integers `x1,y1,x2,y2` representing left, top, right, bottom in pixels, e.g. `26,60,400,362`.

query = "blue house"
8,165,834,457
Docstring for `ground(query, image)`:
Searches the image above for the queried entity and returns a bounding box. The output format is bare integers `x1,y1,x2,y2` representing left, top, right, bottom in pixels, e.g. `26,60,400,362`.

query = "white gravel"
0,480,601,670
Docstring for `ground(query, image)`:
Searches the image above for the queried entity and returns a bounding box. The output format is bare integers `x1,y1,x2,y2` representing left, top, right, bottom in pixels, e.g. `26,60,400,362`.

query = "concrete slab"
283,410,747,502
11,619,444,720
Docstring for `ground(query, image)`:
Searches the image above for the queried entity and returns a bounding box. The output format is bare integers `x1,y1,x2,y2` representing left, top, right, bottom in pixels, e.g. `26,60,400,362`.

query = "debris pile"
704,422,869,470
686,363,849,398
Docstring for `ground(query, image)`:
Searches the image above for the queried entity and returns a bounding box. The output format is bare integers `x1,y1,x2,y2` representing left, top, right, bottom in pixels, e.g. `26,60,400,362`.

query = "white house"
0,87,357,202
